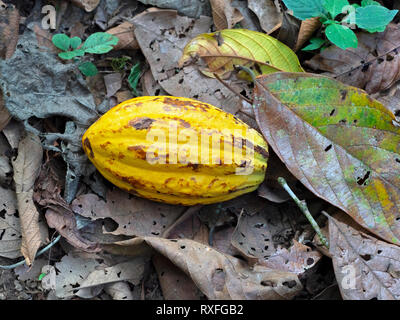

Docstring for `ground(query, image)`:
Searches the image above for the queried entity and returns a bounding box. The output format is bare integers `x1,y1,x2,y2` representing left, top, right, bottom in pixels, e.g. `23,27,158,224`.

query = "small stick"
278,177,329,248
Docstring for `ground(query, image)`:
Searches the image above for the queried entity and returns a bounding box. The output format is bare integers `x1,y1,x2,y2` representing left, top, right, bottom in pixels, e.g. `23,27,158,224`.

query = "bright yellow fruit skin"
82,96,268,205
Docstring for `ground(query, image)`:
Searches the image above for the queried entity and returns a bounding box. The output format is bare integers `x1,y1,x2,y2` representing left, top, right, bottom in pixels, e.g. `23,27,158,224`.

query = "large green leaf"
323,0,350,19
355,5,398,33
325,24,357,50
179,29,304,80
82,32,119,54
254,72,400,245
282,0,325,20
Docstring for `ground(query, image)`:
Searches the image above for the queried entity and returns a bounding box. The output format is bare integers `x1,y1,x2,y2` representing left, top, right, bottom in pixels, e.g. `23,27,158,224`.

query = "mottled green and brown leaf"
179,29,304,79
254,72,400,245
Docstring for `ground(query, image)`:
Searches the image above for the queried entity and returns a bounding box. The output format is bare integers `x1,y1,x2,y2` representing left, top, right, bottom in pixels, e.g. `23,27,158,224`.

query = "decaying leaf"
0,1,20,59
261,240,322,275
106,21,139,50
113,236,302,299
179,28,304,80
0,186,21,259
329,216,400,300
133,8,245,115
12,132,43,266
136,0,211,18
104,282,135,300
71,189,185,237
103,73,122,98
153,254,203,300
231,209,321,274
295,17,321,51
254,72,400,245
248,0,282,33
52,254,101,298
277,10,301,50
68,0,100,12
0,90,10,131
209,0,243,30
77,258,147,293
34,162,100,252
305,23,400,94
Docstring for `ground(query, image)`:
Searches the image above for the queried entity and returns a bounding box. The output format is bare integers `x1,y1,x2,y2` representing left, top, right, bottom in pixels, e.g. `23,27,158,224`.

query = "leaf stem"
278,177,329,248
234,65,257,83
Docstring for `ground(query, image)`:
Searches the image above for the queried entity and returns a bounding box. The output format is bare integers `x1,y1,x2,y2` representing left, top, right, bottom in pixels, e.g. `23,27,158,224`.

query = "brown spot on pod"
129,117,155,130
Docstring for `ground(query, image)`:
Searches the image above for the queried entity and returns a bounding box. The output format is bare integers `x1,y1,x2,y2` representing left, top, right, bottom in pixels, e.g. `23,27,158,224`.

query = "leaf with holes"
179,29,304,80
254,72,400,245
328,215,400,299
305,23,400,94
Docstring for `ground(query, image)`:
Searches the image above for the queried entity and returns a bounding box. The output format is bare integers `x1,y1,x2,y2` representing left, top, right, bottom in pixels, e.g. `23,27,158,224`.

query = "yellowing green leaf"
254,72,400,245
179,29,304,79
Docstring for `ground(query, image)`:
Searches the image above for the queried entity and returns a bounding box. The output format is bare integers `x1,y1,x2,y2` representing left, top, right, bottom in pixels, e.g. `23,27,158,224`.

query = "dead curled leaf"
34,162,99,252
106,237,302,300
71,189,185,237
153,254,203,300
106,21,139,50
0,1,20,59
260,240,322,275
12,132,43,266
254,72,400,245
0,90,11,131
247,0,282,34
305,23,400,94
0,186,21,259
295,17,321,51
209,0,243,30
328,216,400,300
68,0,100,12
231,209,321,274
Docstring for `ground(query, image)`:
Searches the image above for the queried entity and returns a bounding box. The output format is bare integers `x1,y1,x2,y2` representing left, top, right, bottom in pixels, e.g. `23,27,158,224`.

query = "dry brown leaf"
261,240,322,275
0,90,11,131
104,282,135,300
71,189,185,237
34,162,100,252
248,0,281,33
210,0,243,30
141,70,167,96
132,8,244,115
77,258,147,292
153,254,203,300
0,1,20,59
277,10,300,49
33,24,55,51
68,0,100,12
12,132,43,266
146,237,302,299
103,73,122,97
106,21,139,50
115,90,133,104
0,186,21,259
295,17,321,51
328,216,400,300
231,209,322,274
305,23,400,94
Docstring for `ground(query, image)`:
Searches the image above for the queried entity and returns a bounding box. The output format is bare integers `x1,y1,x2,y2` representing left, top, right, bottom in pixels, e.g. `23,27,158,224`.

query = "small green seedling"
283,0,398,50
52,32,119,76
128,62,141,97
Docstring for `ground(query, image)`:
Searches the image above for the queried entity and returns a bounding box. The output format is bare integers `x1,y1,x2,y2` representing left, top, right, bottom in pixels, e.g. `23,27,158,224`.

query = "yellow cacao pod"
82,96,268,205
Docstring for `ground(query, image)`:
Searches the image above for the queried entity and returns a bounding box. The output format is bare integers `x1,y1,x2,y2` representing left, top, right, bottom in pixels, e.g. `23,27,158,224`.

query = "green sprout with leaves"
283,0,398,50
52,32,119,76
